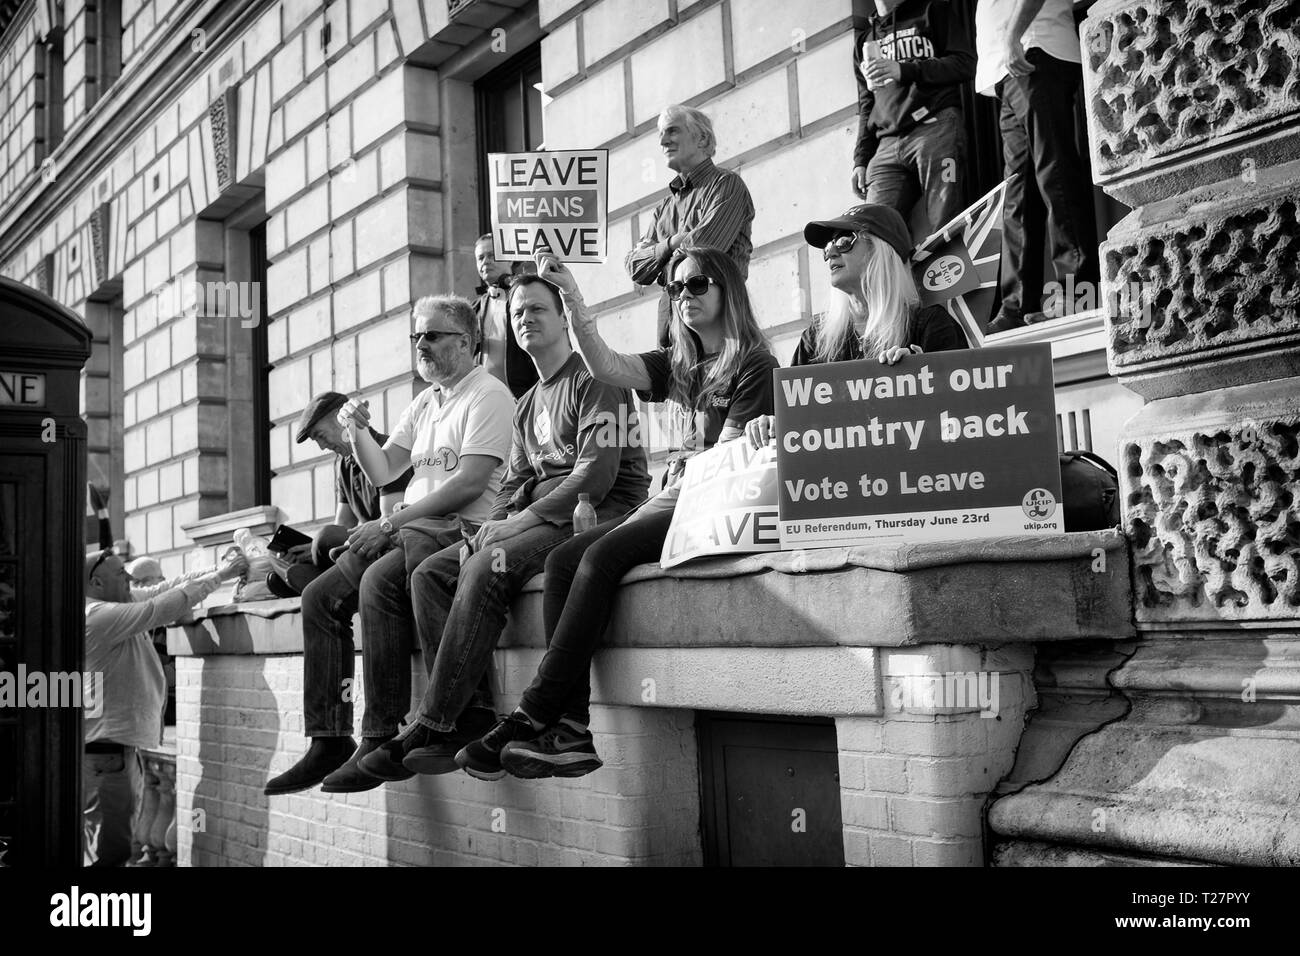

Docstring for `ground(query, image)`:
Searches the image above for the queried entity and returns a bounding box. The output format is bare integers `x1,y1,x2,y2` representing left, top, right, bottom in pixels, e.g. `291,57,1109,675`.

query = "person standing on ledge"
83,548,248,866
851,0,975,242
626,104,754,349
472,233,539,399
977,0,1098,332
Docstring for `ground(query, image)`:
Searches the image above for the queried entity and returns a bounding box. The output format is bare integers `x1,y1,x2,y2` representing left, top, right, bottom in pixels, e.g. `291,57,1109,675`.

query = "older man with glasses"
84,547,248,865
265,294,515,796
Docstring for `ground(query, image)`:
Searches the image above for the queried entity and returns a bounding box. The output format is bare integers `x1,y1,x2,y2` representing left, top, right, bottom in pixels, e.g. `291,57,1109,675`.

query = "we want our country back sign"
774,343,1064,547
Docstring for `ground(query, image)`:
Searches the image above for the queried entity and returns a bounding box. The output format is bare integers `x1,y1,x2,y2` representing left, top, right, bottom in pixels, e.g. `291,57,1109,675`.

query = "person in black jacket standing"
473,233,539,399
851,0,975,242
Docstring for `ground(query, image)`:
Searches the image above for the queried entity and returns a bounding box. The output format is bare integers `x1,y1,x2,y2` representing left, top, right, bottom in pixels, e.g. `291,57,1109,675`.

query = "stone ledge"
167,531,1133,656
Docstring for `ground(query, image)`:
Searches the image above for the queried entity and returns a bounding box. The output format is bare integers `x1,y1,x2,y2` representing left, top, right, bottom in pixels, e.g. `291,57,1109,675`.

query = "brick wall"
175,652,703,866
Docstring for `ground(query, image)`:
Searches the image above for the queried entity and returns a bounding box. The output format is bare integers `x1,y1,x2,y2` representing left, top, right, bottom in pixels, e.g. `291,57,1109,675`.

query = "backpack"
1059,451,1120,532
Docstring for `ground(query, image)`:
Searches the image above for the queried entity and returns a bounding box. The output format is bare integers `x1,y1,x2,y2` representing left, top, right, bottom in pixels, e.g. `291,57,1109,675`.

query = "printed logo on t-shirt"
871,26,935,63
411,447,460,473
535,405,553,446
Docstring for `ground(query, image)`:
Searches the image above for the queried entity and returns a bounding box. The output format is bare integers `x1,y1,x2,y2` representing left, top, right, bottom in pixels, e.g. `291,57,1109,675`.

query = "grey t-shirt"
495,352,650,525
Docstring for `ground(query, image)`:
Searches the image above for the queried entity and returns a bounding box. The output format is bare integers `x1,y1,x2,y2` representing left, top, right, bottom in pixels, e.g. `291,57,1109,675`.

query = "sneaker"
501,721,603,779
455,713,540,781
355,736,415,783
401,708,499,775
321,737,389,793
264,737,356,795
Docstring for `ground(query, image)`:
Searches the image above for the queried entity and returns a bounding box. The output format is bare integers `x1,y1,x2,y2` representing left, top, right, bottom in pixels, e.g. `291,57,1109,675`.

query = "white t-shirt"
975,0,1082,96
385,365,515,524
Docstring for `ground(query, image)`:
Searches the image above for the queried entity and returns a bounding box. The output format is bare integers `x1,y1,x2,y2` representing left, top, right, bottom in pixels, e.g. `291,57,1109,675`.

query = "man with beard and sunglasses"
265,295,516,796
354,274,650,782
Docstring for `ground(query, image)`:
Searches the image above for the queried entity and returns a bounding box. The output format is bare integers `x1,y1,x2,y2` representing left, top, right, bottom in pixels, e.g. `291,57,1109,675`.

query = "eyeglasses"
822,233,860,260
88,548,114,579
666,275,720,300
409,329,467,345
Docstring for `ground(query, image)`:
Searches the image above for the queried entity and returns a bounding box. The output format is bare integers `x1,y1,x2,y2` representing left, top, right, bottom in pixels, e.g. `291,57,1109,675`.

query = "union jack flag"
910,176,1014,349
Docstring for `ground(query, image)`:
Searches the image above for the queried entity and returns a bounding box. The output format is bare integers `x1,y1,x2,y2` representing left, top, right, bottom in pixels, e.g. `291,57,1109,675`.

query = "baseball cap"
295,391,347,444
804,203,913,262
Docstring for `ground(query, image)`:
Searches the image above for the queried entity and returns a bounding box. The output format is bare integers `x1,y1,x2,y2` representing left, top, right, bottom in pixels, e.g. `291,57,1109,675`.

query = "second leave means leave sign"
774,343,1064,547
488,150,609,263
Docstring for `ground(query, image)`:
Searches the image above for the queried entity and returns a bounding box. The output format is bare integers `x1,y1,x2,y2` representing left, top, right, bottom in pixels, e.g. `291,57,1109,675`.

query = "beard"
417,351,456,383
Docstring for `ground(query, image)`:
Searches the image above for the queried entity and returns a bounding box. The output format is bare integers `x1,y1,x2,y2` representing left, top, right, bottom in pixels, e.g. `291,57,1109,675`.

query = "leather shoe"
321,737,389,793
357,737,415,782
265,737,356,795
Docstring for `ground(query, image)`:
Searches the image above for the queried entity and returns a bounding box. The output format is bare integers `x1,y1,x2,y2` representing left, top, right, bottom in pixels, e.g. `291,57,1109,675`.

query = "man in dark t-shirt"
295,392,412,566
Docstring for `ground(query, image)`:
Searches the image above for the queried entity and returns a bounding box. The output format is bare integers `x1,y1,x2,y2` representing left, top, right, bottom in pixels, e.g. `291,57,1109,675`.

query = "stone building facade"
6,0,1285,867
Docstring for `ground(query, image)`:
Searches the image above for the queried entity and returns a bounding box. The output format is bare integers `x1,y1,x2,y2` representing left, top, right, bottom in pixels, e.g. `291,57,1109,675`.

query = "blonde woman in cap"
746,202,968,448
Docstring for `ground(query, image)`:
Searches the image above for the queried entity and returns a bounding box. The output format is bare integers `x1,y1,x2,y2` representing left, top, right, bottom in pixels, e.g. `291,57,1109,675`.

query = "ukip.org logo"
923,255,965,293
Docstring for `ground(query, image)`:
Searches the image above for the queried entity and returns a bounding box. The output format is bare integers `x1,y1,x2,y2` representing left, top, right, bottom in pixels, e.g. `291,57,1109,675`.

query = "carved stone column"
989,1,1300,865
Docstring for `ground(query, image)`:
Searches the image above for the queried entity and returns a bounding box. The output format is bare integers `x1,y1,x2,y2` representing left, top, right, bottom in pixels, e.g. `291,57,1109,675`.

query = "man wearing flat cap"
295,391,412,571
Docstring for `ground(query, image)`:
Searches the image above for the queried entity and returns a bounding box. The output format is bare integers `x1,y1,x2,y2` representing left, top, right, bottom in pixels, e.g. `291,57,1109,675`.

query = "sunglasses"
409,329,467,345
88,548,114,579
822,233,861,260
666,275,720,301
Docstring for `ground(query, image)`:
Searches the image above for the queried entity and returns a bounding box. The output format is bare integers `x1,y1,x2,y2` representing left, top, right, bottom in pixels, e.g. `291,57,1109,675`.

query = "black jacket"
791,304,968,366
852,0,976,168
474,279,538,399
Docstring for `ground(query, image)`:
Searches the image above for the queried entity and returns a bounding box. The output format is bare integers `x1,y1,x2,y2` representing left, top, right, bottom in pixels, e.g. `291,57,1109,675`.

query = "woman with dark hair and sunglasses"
455,245,779,780
747,203,969,448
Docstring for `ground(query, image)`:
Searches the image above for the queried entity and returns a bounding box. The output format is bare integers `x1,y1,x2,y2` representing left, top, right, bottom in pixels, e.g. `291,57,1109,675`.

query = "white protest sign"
660,441,780,570
488,150,609,263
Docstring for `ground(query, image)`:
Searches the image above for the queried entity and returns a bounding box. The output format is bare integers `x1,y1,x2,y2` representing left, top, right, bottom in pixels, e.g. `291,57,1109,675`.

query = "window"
36,30,64,158
474,46,544,231
86,0,123,108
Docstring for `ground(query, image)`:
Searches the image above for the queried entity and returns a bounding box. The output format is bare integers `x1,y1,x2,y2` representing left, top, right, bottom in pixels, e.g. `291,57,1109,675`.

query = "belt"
85,741,125,755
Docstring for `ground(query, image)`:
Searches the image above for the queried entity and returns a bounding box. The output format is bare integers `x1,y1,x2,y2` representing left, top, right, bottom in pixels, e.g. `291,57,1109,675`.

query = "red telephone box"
0,277,91,866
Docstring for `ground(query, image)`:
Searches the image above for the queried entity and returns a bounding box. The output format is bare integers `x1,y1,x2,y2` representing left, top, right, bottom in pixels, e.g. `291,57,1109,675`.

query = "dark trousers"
518,507,676,727
864,106,967,241
300,520,486,738
997,49,1098,319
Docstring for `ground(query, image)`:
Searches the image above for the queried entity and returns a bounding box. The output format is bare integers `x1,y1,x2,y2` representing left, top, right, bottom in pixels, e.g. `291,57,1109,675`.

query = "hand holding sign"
534,248,579,296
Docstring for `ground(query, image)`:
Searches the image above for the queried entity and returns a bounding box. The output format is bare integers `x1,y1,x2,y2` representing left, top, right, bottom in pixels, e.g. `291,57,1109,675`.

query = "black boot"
264,737,356,795
321,737,392,792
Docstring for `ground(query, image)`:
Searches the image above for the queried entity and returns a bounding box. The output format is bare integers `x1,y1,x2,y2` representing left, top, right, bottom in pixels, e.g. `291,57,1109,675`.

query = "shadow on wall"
190,654,277,866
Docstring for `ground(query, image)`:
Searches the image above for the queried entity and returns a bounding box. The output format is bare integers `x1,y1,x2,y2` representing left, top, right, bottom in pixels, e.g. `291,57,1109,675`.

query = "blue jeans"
865,106,966,240
518,507,676,727
409,520,576,732
301,519,466,738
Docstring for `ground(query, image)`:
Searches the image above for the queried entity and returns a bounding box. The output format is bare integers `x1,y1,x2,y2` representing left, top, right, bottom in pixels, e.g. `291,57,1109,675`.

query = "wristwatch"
379,517,395,536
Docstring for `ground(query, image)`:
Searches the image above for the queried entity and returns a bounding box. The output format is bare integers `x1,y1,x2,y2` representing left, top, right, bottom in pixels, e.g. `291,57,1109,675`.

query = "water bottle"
573,493,597,534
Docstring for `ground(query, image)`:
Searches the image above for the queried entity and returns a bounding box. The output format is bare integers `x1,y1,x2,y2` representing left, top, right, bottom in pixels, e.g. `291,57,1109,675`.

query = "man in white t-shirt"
265,295,515,797
977,0,1098,333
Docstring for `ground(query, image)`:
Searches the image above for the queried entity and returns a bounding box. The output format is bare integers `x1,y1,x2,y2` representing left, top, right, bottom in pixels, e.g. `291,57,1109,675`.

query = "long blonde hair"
665,246,769,441
813,233,920,363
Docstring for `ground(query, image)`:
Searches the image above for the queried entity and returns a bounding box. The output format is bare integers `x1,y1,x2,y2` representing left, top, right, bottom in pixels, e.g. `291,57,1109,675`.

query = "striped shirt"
625,158,755,286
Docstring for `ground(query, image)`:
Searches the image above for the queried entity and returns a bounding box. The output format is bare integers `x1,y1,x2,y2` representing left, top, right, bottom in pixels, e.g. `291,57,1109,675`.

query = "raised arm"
535,251,653,392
